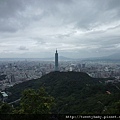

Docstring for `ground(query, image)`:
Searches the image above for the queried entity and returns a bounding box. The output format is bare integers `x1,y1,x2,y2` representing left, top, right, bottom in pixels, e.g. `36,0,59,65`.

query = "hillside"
7,72,120,114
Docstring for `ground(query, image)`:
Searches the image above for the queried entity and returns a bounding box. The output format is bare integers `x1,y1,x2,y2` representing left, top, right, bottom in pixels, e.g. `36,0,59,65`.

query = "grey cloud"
18,46,28,51
71,0,120,30
0,0,26,33
0,0,120,58
1,0,119,33
31,37,46,45
0,0,25,19
54,33,74,39
106,0,120,10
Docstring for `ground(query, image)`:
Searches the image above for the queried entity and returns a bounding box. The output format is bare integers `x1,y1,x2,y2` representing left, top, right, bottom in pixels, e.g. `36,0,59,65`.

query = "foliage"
6,72,120,114
104,100,120,114
0,102,13,114
16,87,54,114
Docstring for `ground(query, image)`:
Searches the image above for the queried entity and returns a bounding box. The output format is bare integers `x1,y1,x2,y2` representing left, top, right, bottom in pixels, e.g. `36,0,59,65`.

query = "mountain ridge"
7,71,120,114
0,52,120,61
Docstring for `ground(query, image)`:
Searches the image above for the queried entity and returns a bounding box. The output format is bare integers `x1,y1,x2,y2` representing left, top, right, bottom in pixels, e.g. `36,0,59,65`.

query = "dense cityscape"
0,0,120,116
0,50,120,115
0,58,120,91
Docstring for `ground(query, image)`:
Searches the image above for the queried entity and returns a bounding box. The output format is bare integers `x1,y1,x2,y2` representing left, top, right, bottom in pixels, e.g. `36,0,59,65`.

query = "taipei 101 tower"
55,49,59,71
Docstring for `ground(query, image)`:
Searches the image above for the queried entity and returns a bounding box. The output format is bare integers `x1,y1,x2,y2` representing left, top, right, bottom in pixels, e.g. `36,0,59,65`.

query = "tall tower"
55,49,59,71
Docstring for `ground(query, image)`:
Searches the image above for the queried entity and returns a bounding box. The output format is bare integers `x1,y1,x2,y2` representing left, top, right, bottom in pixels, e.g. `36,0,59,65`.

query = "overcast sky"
0,0,120,58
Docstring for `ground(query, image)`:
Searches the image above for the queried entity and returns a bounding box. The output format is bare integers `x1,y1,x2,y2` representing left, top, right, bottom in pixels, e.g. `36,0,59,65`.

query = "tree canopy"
16,87,54,114
6,72,120,114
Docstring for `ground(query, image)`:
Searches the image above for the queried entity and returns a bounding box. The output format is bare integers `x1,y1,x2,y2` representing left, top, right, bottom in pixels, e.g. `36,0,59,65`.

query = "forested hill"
7,72,120,114
7,72,100,101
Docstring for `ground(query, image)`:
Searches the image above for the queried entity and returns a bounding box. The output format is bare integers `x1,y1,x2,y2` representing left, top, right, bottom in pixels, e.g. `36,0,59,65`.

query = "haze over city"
0,0,120,58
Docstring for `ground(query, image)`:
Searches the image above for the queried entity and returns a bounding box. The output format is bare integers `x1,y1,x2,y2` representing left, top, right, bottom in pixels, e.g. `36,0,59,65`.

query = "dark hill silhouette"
7,72,99,101
7,72,120,114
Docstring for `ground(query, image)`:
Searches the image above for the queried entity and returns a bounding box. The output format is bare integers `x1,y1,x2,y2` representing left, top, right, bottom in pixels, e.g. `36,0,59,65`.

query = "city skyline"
0,0,120,58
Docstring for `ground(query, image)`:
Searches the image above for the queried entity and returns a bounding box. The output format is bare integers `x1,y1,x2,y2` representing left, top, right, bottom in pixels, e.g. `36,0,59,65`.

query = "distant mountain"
7,72,120,114
59,56,75,61
0,58,53,61
94,52,120,61
81,52,120,61
0,56,74,61
104,52,120,60
0,52,120,62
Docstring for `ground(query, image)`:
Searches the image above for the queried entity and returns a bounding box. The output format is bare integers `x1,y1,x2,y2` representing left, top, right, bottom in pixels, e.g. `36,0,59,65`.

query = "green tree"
0,102,13,114
104,100,120,114
17,87,54,114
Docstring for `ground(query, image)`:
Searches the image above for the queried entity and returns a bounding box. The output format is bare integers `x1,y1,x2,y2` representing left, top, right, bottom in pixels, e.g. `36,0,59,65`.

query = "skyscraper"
55,49,59,71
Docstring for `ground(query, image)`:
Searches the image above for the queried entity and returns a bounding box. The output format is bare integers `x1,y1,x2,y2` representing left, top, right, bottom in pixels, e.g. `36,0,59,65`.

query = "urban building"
55,49,59,71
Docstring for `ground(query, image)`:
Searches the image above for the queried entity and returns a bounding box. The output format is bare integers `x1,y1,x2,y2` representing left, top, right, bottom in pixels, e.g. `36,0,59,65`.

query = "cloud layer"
0,0,120,58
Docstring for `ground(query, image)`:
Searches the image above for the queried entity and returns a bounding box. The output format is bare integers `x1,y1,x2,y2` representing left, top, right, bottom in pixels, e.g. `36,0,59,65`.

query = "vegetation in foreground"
0,72,120,114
